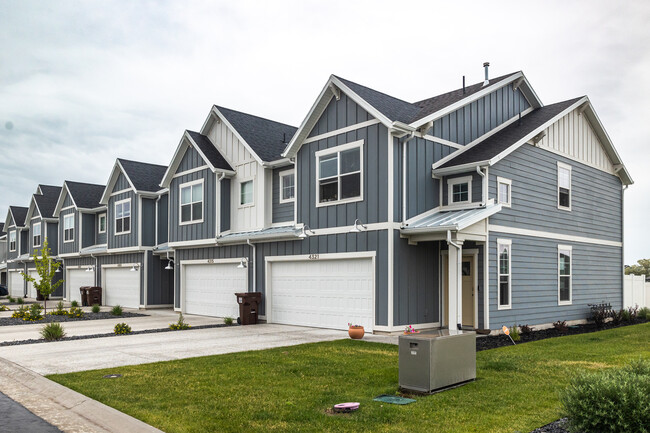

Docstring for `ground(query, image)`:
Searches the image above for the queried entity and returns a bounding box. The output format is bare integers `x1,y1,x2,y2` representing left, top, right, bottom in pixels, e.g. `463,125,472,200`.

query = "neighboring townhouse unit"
5,205,29,298
0,223,6,286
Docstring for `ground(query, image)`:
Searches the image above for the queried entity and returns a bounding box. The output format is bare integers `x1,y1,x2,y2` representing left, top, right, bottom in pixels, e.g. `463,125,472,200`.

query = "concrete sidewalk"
0,357,162,433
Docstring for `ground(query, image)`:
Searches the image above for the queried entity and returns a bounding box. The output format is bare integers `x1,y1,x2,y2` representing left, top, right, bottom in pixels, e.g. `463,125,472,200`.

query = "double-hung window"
98,214,106,234
557,162,571,210
180,180,203,224
497,177,512,207
316,140,363,206
498,239,512,309
33,222,41,247
240,180,254,206
447,176,472,205
558,245,572,305
279,170,295,203
63,214,74,242
9,231,16,251
115,199,131,234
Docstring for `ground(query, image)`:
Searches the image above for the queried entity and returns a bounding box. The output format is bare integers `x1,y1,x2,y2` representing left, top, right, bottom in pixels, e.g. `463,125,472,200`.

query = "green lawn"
49,323,650,433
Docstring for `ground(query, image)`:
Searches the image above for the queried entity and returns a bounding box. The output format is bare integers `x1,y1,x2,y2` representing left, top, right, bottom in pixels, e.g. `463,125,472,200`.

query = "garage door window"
316,140,363,207
115,199,131,234
180,180,203,224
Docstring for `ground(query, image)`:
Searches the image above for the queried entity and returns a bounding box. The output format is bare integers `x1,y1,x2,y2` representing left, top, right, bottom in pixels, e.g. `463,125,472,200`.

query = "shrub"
12,305,28,319
0,305,9,311
519,324,534,335
67,306,84,318
114,323,132,335
624,305,638,322
91,304,100,314
111,305,123,316
224,316,234,326
16,297,24,304
620,309,632,323
40,322,66,341
23,303,44,321
638,307,650,321
509,325,520,342
50,301,68,316
553,320,568,333
169,312,190,330
590,303,612,328
611,309,624,326
560,359,650,433
70,300,79,308
8,296,14,303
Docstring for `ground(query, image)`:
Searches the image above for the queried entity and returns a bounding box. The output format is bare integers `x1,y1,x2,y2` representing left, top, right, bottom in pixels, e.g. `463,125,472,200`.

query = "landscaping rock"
0,312,147,327
529,418,569,433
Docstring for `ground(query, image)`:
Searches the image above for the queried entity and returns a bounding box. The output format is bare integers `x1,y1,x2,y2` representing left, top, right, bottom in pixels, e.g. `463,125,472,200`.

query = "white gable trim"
206,106,265,166
99,160,136,205
53,183,80,217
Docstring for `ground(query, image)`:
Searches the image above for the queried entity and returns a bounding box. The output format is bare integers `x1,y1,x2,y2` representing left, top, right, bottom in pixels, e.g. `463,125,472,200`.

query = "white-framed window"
557,162,571,211
98,213,106,234
497,177,512,207
315,140,363,207
558,245,572,305
9,230,16,251
240,180,254,207
447,175,472,204
32,222,41,247
279,169,295,204
497,239,512,309
179,180,204,224
114,199,131,234
63,214,74,242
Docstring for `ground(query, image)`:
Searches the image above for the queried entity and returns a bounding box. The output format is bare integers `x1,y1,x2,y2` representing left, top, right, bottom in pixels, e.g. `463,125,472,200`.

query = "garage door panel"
184,263,246,318
9,272,23,297
104,268,140,308
67,269,95,304
27,271,38,299
270,257,374,331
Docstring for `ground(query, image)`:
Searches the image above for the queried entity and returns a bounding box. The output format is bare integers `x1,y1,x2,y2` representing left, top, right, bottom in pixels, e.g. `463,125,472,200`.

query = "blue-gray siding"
20,230,28,255
114,172,131,192
169,168,216,242
489,144,623,242
488,232,622,327
47,222,58,255
81,213,94,248
28,217,41,256
142,198,156,246
442,172,484,206
179,145,206,172
272,167,294,223
307,93,371,138
157,194,168,244
427,85,530,145
220,179,230,233
151,253,174,305
96,212,107,245
107,191,138,248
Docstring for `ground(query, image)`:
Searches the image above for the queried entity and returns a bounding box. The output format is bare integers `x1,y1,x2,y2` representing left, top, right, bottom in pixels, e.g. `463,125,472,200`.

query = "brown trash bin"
234,292,262,325
87,287,102,306
79,287,90,306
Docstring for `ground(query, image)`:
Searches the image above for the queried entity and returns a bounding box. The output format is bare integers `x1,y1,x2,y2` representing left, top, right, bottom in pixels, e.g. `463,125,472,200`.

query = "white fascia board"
263,158,294,169
184,131,216,173
185,131,237,176
24,198,37,222
216,232,299,245
432,161,490,176
330,76,393,127
99,161,135,205
160,134,191,188
210,106,265,166
53,184,74,217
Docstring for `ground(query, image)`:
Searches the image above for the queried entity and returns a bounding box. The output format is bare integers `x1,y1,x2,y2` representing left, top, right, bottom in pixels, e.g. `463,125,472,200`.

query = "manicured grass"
49,323,650,433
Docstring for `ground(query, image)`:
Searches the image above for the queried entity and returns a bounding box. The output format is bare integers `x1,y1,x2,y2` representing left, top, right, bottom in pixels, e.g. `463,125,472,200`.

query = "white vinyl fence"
623,274,650,309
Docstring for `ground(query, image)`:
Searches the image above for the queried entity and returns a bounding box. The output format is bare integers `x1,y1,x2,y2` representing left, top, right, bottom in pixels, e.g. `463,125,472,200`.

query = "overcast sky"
1,0,648,262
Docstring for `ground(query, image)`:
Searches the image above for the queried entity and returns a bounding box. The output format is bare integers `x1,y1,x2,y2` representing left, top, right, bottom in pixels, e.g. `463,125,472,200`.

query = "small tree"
625,259,650,277
21,239,63,314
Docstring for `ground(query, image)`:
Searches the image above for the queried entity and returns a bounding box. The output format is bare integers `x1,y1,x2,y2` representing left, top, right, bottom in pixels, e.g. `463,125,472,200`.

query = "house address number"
308,254,319,260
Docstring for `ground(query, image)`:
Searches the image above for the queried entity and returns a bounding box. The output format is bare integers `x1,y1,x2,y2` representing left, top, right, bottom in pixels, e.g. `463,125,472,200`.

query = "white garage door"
27,270,39,299
104,267,140,308
9,272,23,298
268,257,374,331
183,263,247,318
67,269,96,304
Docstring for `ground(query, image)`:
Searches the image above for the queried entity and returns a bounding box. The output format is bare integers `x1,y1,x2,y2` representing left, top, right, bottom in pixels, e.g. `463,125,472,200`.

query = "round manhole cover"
103,374,122,379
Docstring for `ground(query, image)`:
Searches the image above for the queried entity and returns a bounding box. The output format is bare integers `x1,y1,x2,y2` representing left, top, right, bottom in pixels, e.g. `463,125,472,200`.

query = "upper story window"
115,199,131,234
98,214,106,234
63,214,74,242
498,239,511,309
497,177,512,207
557,162,571,211
9,231,16,251
279,169,295,203
180,180,204,224
558,245,572,305
33,222,41,247
447,176,472,205
240,180,254,207
316,140,363,207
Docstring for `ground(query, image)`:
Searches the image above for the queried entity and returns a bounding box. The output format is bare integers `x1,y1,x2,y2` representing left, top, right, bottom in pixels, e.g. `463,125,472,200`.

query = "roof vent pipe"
482,62,490,87
462,76,466,94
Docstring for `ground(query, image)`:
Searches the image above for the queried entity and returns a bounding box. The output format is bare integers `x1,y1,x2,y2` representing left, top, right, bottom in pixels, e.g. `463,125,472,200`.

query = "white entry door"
183,262,247,318
268,256,375,331
9,272,23,298
104,267,140,308
67,269,96,304
27,270,39,299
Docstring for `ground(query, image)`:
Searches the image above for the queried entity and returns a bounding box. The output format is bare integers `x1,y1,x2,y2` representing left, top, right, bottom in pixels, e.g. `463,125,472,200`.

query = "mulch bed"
0,323,235,346
476,318,648,352
530,418,569,433
0,312,147,326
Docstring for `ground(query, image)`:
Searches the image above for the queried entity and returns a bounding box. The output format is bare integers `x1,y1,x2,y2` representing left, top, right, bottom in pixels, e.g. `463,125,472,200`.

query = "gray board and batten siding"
28,216,41,256
169,167,217,242
157,194,169,244
441,172,484,206
297,98,389,228
59,203,79,254
272,167,294,224
20,229,28,255
220,179,231,232
175,230,390,326
141,198,156,246
107,190,138,249
488,143,622,242
47,222,58,255
81,213,95,249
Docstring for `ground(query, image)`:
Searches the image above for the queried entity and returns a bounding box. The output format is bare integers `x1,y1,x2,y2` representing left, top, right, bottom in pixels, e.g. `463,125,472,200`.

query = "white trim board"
489,225,622,247
302,119,381,145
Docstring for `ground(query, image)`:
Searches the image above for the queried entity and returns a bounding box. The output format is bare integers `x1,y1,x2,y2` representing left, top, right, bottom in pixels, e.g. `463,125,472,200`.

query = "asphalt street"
0,391,63,433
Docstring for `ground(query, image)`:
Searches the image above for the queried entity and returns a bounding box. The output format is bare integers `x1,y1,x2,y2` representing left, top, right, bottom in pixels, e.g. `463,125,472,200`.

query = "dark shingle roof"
334,72,520,125
9,206,28,227
215,106,297,162
0,223,5,236
118,159,167,192
66,181,105,209
439,97,583,169
186,131,234,171
34,186,62,218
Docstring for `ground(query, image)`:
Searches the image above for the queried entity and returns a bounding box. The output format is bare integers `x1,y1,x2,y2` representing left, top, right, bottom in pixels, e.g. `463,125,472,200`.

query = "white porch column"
447,236,463,329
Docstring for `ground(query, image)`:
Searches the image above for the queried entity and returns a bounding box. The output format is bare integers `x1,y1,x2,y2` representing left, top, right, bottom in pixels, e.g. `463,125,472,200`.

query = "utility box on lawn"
235,292,261,325
399,329,476,393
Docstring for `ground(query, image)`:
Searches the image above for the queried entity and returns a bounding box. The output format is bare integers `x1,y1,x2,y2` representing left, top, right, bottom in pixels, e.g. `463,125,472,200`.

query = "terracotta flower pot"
348,326,365,339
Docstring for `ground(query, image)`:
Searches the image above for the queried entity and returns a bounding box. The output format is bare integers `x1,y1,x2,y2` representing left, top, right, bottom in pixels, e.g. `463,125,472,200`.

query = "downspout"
216,172,226,239
622,184,627,306
247,239,256,293
401,132,416,225
155,194,162,246
447,230,462,330
476,165,487,207
90,254,98,287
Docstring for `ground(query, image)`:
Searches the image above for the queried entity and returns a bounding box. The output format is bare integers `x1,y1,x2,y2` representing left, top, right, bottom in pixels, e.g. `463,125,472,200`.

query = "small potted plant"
348,322,364,339
404,325,420,335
